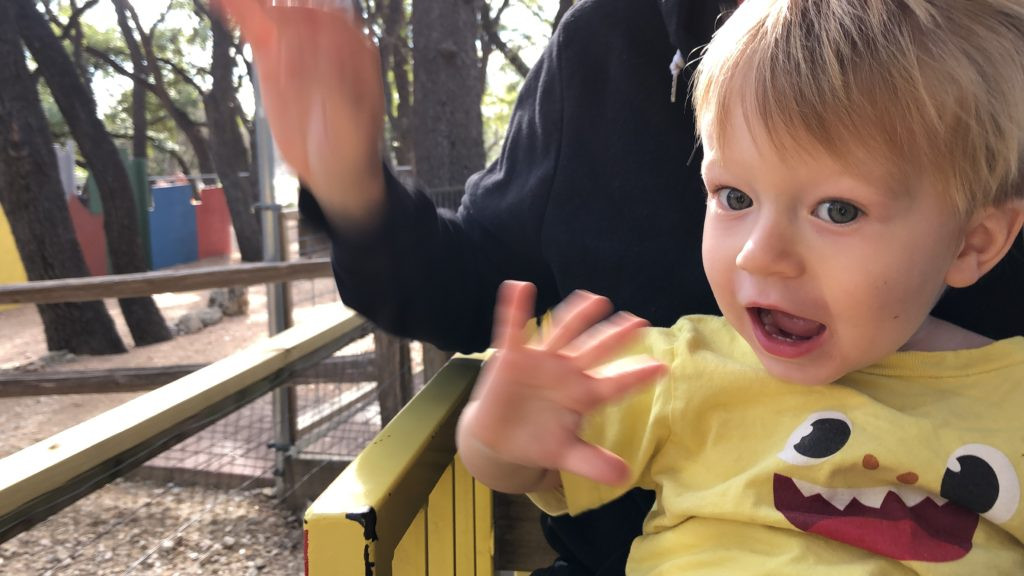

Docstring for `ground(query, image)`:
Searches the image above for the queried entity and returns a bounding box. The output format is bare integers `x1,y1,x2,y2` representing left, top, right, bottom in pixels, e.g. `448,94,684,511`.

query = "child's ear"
946,201,1024,288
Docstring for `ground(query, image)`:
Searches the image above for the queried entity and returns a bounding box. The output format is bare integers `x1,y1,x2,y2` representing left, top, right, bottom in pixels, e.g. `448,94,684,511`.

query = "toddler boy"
457,0,1024,573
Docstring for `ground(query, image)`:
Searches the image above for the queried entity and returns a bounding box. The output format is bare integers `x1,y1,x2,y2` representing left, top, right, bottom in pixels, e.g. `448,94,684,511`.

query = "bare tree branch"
479,1,530,78
52,0,100,40
85,45,156,89
110,131,192,174
84,45,209,132
158,56,206,92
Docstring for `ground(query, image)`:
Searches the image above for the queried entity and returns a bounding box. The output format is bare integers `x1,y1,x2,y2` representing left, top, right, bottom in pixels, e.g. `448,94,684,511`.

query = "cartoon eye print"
941,444,1020,524
778,411,852,466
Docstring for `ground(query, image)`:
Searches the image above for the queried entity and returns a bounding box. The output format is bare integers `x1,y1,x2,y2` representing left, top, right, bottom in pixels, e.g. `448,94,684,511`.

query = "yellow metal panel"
0,207,27,312
453,456,476,574
427,464,455,574
304,358,482,575
304,511,377,576
474,474,494,576
394,507,426,575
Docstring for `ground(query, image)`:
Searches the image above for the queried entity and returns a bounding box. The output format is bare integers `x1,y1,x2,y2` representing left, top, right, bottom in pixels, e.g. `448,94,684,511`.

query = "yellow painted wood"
427,464,455,574
0,207,27,312
304,357,482,575
393,508,427,575
0,313,365,517
453,456,477,574
474,474,494,576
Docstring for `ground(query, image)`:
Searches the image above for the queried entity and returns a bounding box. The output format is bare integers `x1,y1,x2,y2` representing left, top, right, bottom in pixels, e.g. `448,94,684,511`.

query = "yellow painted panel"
394,507,427,575
474,474,494,576
303,513,374,576
453,456,477,574
0,207,27,312
427,464,456,574
304,358,482,575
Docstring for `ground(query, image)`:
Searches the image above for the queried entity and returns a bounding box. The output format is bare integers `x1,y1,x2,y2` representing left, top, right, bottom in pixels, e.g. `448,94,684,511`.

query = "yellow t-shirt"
528,315,1024,575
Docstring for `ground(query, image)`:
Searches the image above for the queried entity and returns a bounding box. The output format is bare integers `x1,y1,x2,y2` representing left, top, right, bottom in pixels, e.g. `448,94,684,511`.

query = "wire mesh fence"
0,335,387,575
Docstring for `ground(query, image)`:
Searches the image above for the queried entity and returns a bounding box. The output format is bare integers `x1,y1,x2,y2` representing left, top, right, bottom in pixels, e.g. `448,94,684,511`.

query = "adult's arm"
301,20,574,353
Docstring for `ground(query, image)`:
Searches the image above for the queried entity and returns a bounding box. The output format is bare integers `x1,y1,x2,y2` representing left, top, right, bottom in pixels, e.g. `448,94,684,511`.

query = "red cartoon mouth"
773,474,979,562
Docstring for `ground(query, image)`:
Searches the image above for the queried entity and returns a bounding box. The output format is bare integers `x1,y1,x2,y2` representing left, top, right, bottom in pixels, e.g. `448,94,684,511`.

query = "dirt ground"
0,275,350,575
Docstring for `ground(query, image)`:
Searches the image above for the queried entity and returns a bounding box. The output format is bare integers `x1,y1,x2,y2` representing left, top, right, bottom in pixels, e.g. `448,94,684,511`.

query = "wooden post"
422,344,453,383
374,330,414,426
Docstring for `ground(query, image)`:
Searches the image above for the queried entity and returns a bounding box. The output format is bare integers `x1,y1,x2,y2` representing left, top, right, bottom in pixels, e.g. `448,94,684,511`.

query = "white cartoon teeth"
792,478,947,511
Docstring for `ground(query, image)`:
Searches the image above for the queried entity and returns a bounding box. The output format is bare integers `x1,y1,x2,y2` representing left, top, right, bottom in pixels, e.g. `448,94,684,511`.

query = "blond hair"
692,0,1024,217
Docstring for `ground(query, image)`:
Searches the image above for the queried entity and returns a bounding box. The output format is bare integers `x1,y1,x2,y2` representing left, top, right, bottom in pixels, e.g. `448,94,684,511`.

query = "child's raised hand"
212,0,385,229
457,281,666,491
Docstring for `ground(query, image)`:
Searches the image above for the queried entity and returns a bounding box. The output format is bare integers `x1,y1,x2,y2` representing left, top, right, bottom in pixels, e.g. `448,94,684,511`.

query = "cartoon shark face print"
772,411,1020,563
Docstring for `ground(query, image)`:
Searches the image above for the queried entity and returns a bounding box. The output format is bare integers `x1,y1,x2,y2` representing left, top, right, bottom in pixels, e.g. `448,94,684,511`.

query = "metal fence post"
254,72,296,497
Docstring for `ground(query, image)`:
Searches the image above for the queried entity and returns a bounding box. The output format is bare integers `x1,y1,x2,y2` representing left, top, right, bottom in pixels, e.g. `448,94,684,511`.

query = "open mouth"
748,308,827,359
774,474,978,562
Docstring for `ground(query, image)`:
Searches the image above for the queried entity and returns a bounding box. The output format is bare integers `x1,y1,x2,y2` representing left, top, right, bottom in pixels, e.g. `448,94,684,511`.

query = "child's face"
701,106,969,386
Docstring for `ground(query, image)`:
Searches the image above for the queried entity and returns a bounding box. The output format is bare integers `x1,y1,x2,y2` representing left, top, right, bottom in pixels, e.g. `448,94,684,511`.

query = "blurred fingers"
543,290,613,351
213,0,275,50
588,358,666,403
493,281,537,349
560,311,648,368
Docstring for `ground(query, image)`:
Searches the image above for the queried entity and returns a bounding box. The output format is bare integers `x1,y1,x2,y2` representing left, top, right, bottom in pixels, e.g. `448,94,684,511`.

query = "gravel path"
0,480,304,575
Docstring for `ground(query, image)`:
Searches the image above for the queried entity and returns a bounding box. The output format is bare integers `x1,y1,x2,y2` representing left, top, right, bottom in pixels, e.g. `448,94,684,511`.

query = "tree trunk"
0,2,126,355
382,0,414,166
204,17,262,262
112,0,148,160
14,0,172,347
412,0,486,378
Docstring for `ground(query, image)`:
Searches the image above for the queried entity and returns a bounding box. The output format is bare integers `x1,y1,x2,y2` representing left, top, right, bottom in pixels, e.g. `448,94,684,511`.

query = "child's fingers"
589,359,666,404
553,358,664,415
493,281,536,349
560,312,649,369
559,441,631,486
555,358,665,416
543,291,613,352
212,0,275,50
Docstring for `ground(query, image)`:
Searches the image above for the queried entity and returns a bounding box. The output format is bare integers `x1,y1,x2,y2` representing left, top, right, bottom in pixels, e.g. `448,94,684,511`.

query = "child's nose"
735,218,803,278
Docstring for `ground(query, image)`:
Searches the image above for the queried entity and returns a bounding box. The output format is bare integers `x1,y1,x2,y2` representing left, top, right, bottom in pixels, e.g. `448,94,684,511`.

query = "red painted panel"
67,196,108,276
195,187,232,260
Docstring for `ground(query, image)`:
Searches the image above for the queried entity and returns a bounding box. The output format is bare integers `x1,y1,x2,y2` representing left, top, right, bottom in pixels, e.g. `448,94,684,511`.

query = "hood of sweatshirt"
659,0,730,54
659,0,733,101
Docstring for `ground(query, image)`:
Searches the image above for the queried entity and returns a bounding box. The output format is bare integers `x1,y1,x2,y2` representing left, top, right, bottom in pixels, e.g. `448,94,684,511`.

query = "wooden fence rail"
0,258,333,305
0,352,376,398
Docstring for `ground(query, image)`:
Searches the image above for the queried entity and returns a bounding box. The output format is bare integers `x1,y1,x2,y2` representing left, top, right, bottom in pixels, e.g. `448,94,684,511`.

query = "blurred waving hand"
214,0,386,229
457,281,667,493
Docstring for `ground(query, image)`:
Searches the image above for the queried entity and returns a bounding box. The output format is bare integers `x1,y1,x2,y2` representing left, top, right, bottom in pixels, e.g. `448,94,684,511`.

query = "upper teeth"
792,478,947,511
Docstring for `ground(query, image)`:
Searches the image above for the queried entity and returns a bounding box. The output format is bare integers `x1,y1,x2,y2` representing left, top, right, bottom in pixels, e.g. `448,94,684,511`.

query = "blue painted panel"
148,185,198,269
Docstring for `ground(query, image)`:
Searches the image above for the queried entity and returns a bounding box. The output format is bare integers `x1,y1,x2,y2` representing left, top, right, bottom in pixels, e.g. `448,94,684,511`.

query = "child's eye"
716,187,753,211
813,200,860,224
